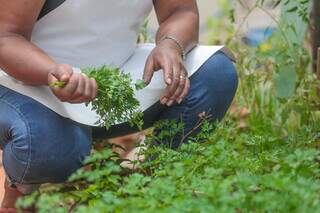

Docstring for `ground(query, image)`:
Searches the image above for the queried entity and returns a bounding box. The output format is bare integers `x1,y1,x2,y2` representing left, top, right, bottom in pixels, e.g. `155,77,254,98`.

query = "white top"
0,0,223,126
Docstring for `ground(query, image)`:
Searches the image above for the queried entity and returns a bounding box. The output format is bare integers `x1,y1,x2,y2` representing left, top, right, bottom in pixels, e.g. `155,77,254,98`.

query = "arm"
154,0,199,55
0,0,97,103
0,0,55,85
143,0,199,106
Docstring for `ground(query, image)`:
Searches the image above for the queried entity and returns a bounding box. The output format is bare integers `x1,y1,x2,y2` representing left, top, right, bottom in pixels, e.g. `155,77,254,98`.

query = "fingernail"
178,99,183,104
167,78,172,85
167,100,174,106
161,97,168,104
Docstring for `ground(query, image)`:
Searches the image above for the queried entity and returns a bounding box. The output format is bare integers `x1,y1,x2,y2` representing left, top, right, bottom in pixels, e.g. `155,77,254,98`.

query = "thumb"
143,57,155,85
48,72,59,86
48,64,73,85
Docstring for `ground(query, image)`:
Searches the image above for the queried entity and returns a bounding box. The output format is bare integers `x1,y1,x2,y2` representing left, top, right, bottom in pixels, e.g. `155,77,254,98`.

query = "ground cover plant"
17,0,320,212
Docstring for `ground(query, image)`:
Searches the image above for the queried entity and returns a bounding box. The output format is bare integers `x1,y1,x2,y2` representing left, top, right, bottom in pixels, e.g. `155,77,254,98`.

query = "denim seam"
0,99,32,184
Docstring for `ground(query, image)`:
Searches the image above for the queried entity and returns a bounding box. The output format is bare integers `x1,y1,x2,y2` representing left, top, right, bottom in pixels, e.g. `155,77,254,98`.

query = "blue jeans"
0,51,237,193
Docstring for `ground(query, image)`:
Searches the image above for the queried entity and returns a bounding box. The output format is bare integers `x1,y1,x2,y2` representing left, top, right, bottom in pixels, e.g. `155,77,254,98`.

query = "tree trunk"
312,0,320,72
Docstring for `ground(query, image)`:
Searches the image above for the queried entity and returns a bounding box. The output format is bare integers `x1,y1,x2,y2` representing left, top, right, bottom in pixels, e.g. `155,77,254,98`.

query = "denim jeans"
0,50,237,193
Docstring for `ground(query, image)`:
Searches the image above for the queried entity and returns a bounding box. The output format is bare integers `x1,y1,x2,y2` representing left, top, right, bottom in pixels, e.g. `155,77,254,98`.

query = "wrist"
157,36,186,60
158,40,181,55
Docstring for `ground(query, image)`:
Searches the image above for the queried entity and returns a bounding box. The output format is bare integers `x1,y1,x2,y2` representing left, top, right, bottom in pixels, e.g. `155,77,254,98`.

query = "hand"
48,64,98,104
143,41,190,106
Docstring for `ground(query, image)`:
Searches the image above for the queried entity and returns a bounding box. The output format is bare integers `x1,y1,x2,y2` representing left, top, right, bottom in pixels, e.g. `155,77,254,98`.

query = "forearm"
0,33,57,86
155,7,199,54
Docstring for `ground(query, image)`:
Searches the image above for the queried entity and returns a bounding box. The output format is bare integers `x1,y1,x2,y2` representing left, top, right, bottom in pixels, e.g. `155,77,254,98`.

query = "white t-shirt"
0,0,223,126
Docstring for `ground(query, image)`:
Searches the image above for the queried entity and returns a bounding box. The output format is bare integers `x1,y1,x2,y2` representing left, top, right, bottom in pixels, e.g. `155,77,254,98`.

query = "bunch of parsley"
84,66,145,129
51,65,145,129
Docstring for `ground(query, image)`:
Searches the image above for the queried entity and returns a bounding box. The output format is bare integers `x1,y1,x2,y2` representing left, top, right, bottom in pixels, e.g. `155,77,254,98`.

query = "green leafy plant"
17,1,320,212
83,66,145,129
51,66,145,129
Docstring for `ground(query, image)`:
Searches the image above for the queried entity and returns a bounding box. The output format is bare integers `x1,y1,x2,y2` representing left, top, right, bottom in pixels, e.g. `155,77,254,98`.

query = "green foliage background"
17,0,320,212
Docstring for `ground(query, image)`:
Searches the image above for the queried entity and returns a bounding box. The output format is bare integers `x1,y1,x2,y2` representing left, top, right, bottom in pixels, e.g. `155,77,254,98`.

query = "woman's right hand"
48,64,98,104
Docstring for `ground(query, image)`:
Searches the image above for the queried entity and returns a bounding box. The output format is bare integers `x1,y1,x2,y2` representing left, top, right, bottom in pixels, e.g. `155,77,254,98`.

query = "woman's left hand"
143,41,190,106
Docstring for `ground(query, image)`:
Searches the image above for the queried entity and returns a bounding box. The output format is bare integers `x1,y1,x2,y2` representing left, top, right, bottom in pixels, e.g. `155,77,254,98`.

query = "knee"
0,99,31,162
204,51,238,95
0,105,33,183
3,124,92,184
188,51,238,119
1,101,92,184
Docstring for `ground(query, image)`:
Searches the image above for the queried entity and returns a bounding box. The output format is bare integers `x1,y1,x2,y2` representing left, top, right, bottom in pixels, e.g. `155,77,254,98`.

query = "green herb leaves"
48,65,144,129
83,66,144,129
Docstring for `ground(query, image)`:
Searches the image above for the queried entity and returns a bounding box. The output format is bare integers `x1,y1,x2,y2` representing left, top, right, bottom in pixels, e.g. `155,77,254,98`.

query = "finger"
57,74,80,101
48,72,59,86
68,96,89,104
69,84,86,103
68,97,88,104
171,70,187,103
160,86,171,105
83,75,93,102
177,78,190,104
162,59,173,85
90,78,98,100
59,64,73,82
70,75,96,103
50,64,73,83
159,61,174,104
69,74,86,101
164,63,181,104
143,57,155,85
